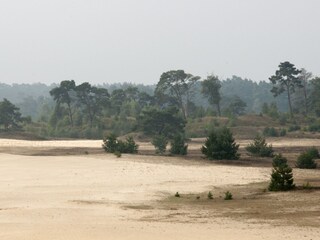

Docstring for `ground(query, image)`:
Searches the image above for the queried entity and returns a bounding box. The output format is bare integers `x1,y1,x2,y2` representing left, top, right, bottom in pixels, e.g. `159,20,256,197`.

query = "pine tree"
201,127,240,160
269,154,295,191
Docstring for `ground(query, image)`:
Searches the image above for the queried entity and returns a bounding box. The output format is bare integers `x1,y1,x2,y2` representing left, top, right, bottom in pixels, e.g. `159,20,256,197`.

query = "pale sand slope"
0,151,319,240
0,137,319,149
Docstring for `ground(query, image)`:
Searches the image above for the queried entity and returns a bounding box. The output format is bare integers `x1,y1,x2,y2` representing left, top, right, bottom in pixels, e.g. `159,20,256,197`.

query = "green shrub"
102,133,118,153
224,191,233,200
263,127,278,137
278,115,287,125
201,127,240,160
245,136,274,157
102,134,139,154
308,123,320,132
269,154,295,191
279,128,287,136
175,192,180,198
288,125,301,132
296,152,317,169
152,135,168,154
207,191,213,199
170,134,188,155
306,147,320,159
302,182,312,189
263,127,286,137
114,151,122,158
121,136,139,153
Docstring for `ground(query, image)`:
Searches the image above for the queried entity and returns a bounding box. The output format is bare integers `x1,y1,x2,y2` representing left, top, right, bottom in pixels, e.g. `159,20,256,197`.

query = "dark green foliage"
225,95,247,116
155,70,200,119
175,192,180,198
245,136,274,157
269,154,295,191
296,152,317,169
114,151,122,158
76,82,110,128
308,123,320,132
102,133,118,152
102,134,138,154
139,107,186,139
261,102,279,119
302,182,312,189
306,147,320,159
0,99,22,130
263,127,278,137
309,77,320,117
278,114,287,125
288,125,301,132
224,191,233,200
152,135,168,154
269,61,302,118
279,128,287,136
201,75,222,116
50,80,76,126
119,136,139,153
170,134,188,155
263,127,286,137
201,127,240,160
207,191,213,199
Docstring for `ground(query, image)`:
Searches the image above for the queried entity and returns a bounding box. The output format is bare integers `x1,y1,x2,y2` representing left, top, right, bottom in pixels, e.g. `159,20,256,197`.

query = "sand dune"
0,139,319,239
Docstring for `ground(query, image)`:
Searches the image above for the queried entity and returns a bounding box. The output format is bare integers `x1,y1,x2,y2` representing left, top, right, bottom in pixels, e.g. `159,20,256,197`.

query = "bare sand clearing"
0,138,319,240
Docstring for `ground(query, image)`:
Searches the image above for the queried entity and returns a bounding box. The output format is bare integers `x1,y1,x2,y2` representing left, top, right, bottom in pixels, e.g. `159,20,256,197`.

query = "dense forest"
1,62,320,139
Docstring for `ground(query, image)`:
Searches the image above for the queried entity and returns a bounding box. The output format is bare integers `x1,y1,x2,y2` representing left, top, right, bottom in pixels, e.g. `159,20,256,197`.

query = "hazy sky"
1,0,319,85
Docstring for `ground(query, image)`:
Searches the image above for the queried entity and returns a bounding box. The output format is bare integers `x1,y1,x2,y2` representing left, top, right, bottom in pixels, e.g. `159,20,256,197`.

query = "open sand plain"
0,138,319,240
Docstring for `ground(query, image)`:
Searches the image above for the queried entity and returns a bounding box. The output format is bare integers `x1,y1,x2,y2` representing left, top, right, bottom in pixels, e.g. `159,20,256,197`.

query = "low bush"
170,134,188,155
288,125,301,132
224,191,233,200
306,147,320,159
296,152,317,169
279,128,287,136
102,134,139,154
308,123,320,132
201,127,240,160
207,191,213,199
263,127,278,137
263,127,286,137
114,151,122,158
152,135,168,154
302,182,312,189
245,136,274,157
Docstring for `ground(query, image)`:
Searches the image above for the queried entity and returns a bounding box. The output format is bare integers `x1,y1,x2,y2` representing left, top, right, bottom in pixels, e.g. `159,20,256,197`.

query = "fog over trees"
0,62,320,138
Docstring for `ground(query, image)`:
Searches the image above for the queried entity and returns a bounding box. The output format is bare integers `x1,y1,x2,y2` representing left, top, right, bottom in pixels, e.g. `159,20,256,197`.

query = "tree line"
1,61,320,138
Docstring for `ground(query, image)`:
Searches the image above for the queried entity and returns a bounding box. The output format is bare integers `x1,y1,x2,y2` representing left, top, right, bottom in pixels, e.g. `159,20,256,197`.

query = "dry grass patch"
154,178,320,228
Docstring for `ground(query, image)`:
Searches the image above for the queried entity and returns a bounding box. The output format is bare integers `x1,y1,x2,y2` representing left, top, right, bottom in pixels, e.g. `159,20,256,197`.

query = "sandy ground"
0,138,319,240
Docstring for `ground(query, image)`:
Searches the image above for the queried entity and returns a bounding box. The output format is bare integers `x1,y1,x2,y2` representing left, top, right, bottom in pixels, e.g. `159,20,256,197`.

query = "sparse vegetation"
224,191,233,200
302,182,312,190
175,192,180,198
207,191,213,199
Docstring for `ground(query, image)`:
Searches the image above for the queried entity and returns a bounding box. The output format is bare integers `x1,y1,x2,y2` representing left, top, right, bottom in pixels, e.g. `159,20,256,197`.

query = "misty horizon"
1,0,319,85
